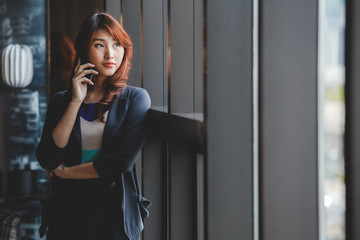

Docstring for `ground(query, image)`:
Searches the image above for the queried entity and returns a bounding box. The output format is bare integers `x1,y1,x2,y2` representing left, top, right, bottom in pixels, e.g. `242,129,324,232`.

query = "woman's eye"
95,43,104,48
114,43,121,47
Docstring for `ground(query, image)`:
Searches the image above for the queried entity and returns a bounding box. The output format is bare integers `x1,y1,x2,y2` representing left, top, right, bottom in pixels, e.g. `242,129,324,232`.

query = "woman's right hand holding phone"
51,60,99,148
71,60,98,103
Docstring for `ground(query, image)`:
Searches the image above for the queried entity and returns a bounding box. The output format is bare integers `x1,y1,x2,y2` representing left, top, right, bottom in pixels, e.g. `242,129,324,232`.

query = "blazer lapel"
102,95,129,153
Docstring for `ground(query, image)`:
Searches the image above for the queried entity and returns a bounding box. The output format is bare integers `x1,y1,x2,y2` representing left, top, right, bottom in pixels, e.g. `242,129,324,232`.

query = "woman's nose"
105,48,114,59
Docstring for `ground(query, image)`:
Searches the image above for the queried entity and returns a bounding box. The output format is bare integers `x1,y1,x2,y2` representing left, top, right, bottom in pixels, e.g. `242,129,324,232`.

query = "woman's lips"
104,62,116,68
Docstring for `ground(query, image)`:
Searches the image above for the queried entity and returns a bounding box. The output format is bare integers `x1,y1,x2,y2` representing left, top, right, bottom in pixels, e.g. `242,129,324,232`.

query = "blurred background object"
49,32,75,94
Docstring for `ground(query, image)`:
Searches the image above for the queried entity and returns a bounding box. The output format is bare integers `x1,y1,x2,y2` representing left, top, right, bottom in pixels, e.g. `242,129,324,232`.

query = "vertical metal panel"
122,0,142,87
253,0,260,239
345,0,360,239
105,0,121,22
163,0,169,112
194,0,204,120
197,154,205,240
142,135,167,240
170,0,194,115
169,143,197,240
142,0,167,109
260,0,318,240
206,0,253,239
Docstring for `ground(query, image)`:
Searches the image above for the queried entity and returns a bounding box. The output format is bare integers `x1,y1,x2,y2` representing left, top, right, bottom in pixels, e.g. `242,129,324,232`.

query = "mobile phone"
79,56,94,80
85,71,94,81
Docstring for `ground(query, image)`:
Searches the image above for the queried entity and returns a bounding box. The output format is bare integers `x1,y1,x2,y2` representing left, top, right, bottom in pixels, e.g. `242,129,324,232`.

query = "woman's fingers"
52,164,68,179
73,63,98,79
81,78,94,86
72,77,94,88
81,69,98,78
78,63,95,72
73,70,96,85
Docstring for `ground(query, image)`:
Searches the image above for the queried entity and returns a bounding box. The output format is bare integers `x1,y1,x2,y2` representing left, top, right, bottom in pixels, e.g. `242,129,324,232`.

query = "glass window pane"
318,0,346,239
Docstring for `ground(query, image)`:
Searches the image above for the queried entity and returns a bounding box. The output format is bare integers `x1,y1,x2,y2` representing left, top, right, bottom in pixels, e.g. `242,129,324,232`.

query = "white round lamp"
2,44,34,88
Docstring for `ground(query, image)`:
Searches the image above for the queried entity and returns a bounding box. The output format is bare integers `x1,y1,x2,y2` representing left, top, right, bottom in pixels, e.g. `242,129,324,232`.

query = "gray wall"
260,0,319,239
206,0,253,239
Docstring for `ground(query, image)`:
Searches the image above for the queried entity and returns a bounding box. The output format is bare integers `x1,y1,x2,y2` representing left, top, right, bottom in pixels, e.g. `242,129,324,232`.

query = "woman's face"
88,28,125,78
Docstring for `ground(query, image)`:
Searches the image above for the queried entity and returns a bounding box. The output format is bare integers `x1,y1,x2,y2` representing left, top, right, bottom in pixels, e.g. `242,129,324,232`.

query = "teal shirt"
81,149,101,163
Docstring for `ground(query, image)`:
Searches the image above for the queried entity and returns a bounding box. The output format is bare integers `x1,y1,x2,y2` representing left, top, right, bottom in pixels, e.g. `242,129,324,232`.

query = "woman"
36,12,151,240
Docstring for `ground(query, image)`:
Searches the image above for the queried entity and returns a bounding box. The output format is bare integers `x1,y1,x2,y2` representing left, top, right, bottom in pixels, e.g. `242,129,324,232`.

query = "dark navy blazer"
36,86,151,239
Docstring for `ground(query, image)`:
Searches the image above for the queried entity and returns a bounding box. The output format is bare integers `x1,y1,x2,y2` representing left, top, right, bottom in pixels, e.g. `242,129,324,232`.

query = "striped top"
79,102,110,163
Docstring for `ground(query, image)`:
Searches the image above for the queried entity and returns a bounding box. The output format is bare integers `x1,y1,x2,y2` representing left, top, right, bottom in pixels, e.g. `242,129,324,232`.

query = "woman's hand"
52,163,68,179
71,60,98,103
50,162,100,180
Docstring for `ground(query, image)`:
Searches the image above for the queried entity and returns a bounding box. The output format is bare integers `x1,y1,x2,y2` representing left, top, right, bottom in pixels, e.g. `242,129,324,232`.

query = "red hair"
72,12,133,118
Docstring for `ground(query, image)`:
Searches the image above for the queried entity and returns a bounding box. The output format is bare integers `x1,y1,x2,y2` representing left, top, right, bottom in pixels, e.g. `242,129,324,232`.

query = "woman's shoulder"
116,86,151,111
120,86,150,102
122,86,148,97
